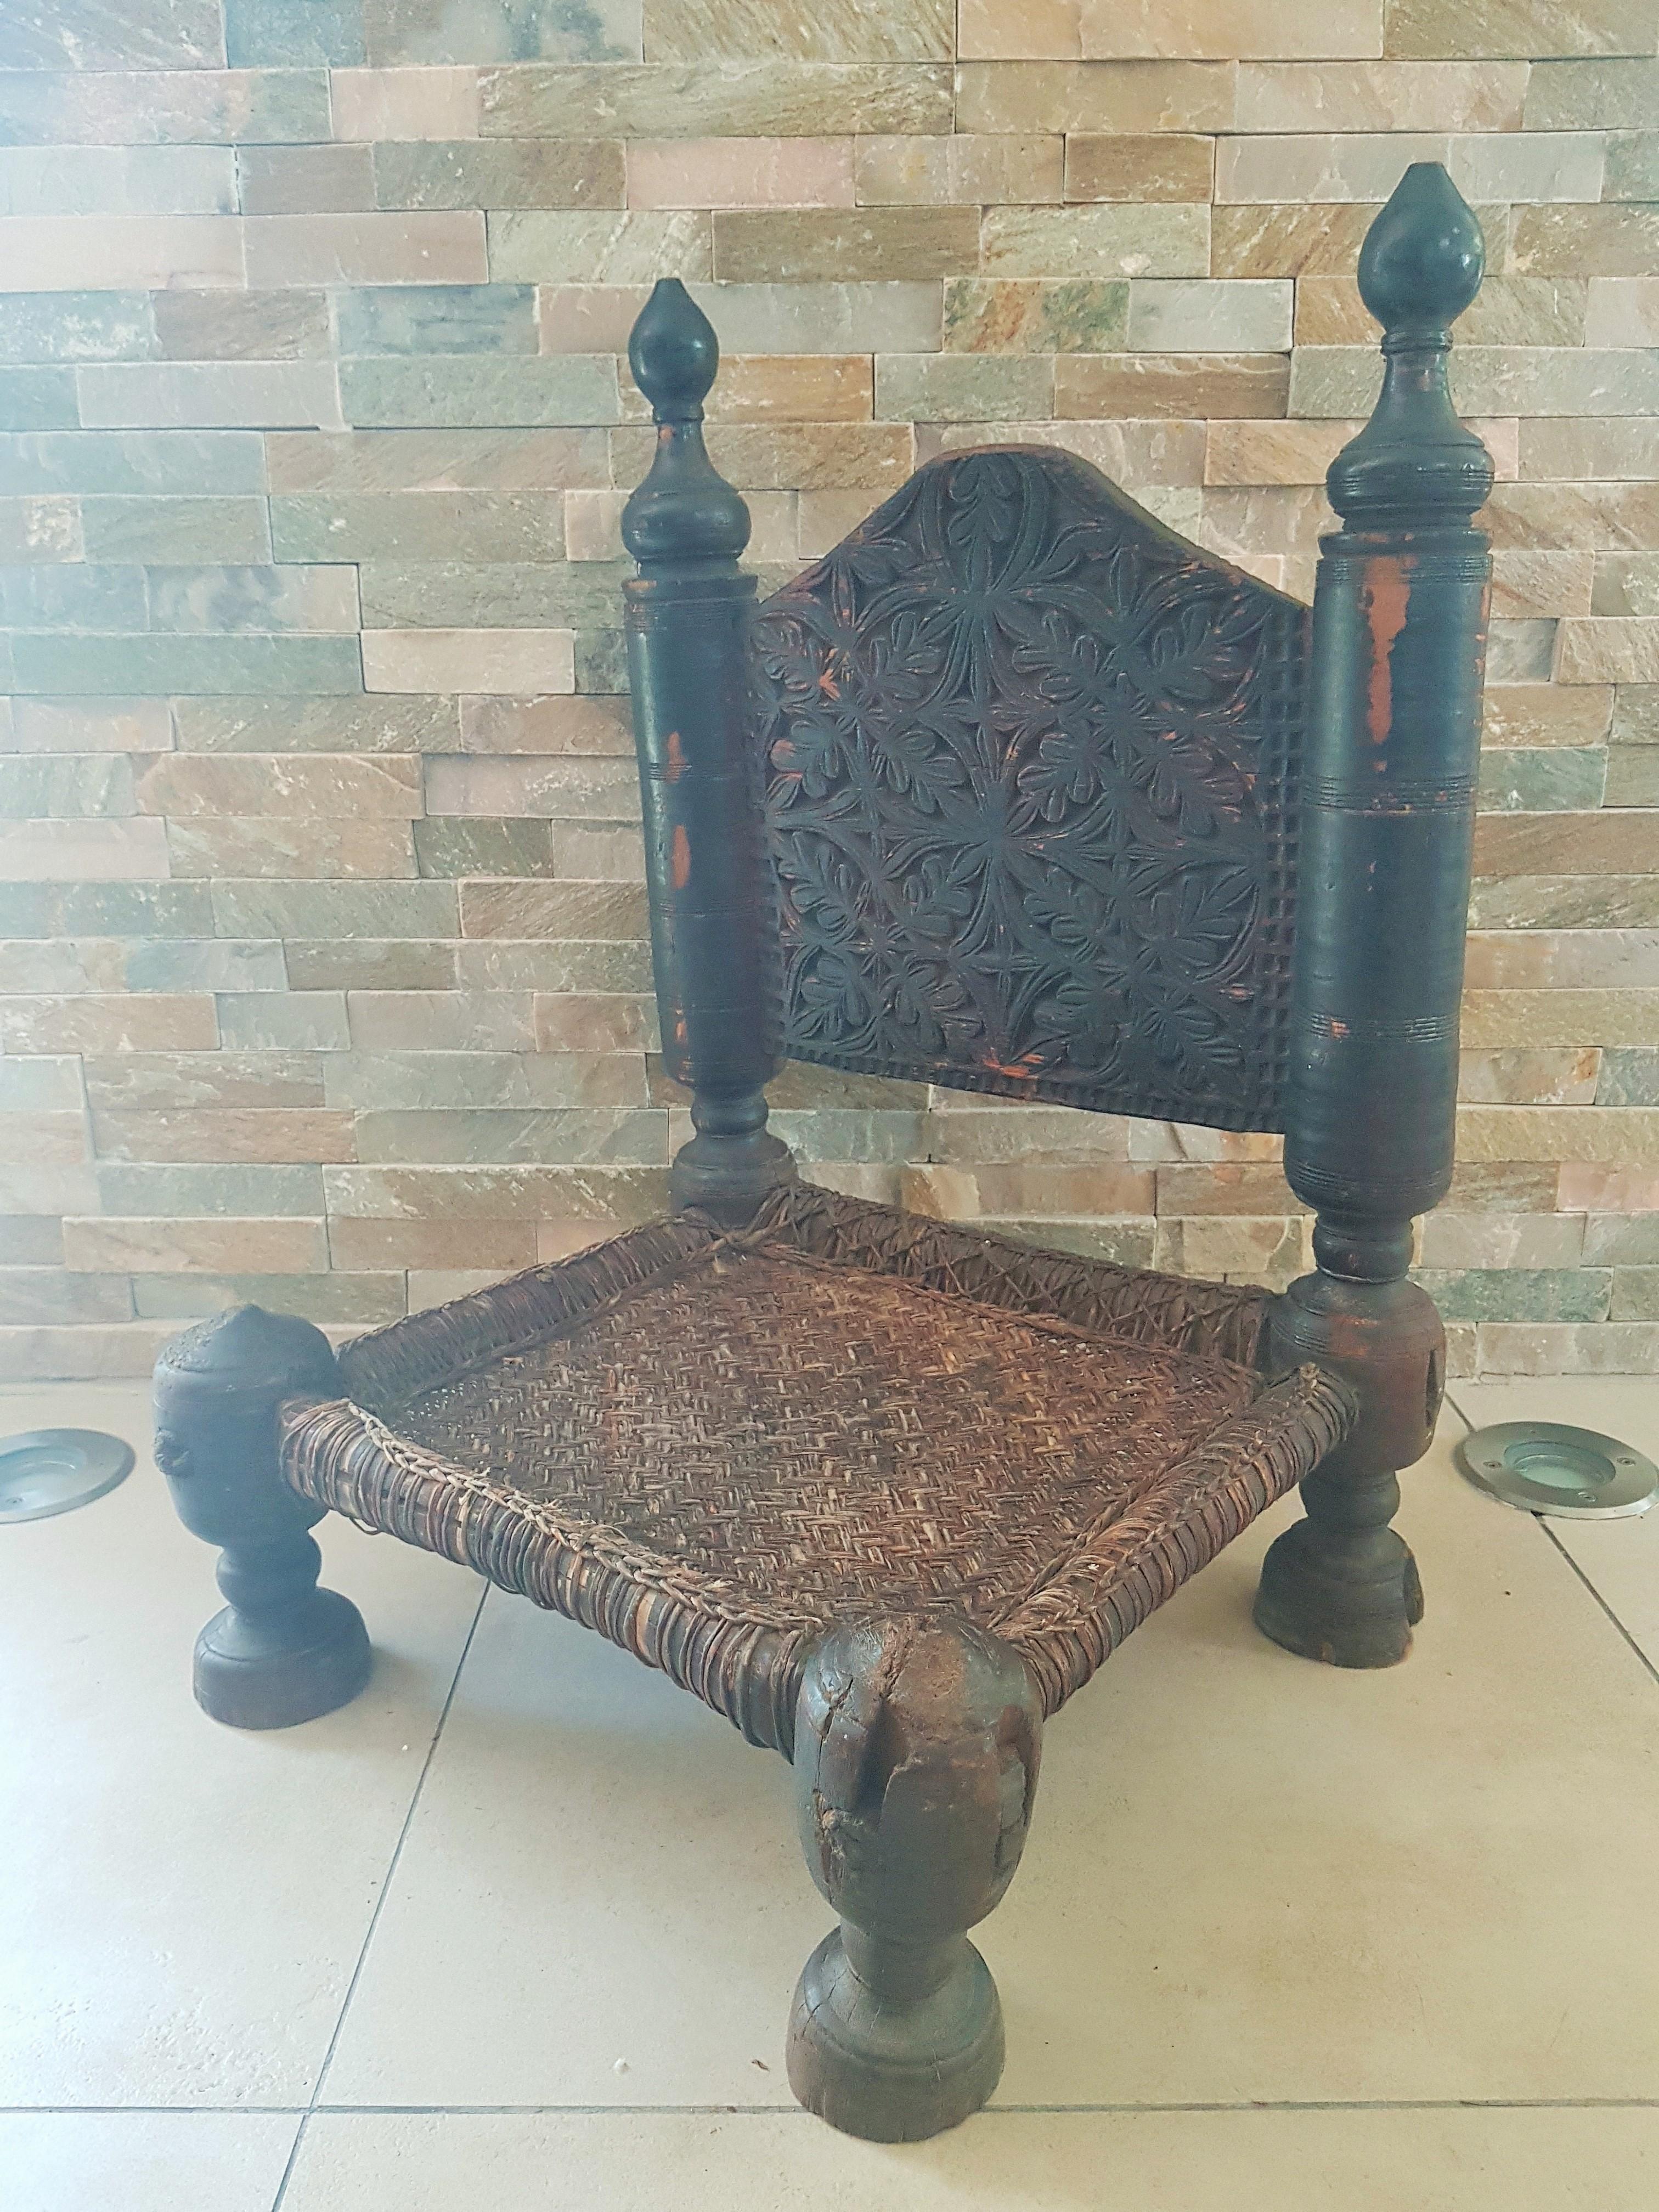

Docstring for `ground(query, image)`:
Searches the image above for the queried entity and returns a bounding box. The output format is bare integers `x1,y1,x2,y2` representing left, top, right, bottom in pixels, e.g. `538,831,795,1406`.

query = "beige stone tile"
489,206,709,281
955,58,1237,132
2,2113,301,2212
1236,59,1528,129
166,817,417,882
1462,991,1659,1049
622,354,873,425
458,692,633,753
1129,278,1291,351
1386,0,1657,57
1065,129,1214,199
362,627,575,695
1296,273,1585,347
92,1109,357,1164
958,0,1082,57
1450,127,1607,201
238,142,376,215
285,2106,1659,2211
267,425,611,493
136,753,421,818
712,205,975,283
61,1215,329,1273
1058,352,1288,419
478,61,953,139
1472,1321,1659,1374
328,1216,540,1270
1459,1048,1602,1105
1082,0,1383,55
1559,618,1659,685
0,213,243,290
0,994,218,1054
1483,684,1611,746
244,211,486,286
855,132,1064,205
640,0,951,62
627,136,854,208
1588,278,1659,347
1217,129,1448,202
315,1414,1659,2109
331,65,480,139
981,202,1208,278
0,818,170,883
0,1376,482,2101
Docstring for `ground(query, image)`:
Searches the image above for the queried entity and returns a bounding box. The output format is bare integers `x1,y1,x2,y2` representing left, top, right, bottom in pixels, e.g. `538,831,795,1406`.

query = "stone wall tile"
410,816,558,875
425,752,639,815
1236,60,1527,130
456,693,631,754
92,1109,357,1164
629,137,854,209
336,285,539,357
0,753,135,816
288,940,458,991
11,697,173,752
1295,273,1585,347
1293,346,1659,420
1064,132,1214,201
0,819,169,882
1516,205,1659,280
1449,129,1607,201
360,625,573,694
856,133,1065,206
479,63,953,138
1387,0,1657,55
955,60,1237,132
267,426,609,492
1460,1049,1602,1105
488,207,709,282
686,280,943,354
322,1160,667,1221
137,753,421,819
375,140,625,210
273,488,563,563
244,211,487,286
80,499,272,561
365,0,640,64
1479,747,1607,811
0,148,238,220
329,1216,538,1268
1604,128,1659,198
613,419,912,488
12,632,362,696
340,355,617,426
1084,0,1383,55
1216,132,1449,204
617,354,871,424
144,563,360,635
1128,278,1291,352
1474,1321,1659,1374
1597,1048,1659,1104
3,0,225,70
875,353,1053,422
1559,618,1659,685
63,1216,328,1273
0,71,332,148
713,206,976,283
941,279,1127,354
533,992,654,1051
0,493,80,563
2,430,266,496
154,291,333,362
1463,991,1659,1047
981,204,1208,278
642,0,949,61
0,215,244,292
170,693,458,754
1586,280,1659,349
1606,753,1659,804
80,1054,321,1115
956,0,1082,58
331,65,481,139
1057,352,1288,419
74,362,340,430
0,994,217,1053
457,879,645,935
351,1106,663,1163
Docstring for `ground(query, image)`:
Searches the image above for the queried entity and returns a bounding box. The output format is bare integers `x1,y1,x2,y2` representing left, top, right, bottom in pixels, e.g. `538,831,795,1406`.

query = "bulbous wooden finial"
628,276,720,423
1358,160,1485,336
1327,161,1493,528
622,279,750,565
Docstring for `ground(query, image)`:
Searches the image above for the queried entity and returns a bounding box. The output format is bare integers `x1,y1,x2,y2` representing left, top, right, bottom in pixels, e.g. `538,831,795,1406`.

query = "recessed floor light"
1455,1421,1657,1520
0,1429,136,1524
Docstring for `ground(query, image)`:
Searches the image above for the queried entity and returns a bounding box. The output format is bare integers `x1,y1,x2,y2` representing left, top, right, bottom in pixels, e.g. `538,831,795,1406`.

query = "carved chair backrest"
622,162,1494,1242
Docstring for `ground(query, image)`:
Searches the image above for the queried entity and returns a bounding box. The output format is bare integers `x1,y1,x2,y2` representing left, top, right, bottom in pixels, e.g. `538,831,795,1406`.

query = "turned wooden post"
787,1617,1043,2142
153,1305,371,1728
1255,163,1493,1669
622,279,795,1223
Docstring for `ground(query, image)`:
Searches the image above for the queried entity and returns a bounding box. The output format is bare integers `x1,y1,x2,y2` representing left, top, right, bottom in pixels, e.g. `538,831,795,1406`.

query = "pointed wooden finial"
1328,162,1494,528
622,279,751,565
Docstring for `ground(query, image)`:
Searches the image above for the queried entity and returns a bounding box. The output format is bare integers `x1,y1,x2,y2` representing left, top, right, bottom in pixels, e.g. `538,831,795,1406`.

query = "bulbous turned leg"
1252,1258,1440,1671
153,1305,370,1729
786,1616,1042,2142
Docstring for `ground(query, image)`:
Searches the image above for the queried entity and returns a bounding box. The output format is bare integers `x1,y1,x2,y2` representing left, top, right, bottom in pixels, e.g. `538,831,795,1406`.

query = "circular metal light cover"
1455,1421,1657,1520
0,1428,136,1524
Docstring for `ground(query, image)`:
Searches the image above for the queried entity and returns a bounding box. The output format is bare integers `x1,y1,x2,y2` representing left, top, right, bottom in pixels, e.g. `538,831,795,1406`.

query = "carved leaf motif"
750,449,1308,1131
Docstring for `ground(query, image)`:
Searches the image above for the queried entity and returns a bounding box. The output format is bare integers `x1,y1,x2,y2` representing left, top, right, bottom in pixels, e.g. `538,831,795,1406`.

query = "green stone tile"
133,1271,404,1323
212,879,459,940
144,563,359,635
413,816,558,877
0,430,264,494
322,1049,648,1110
364,0,639,63
0,370,80,431
359,557,628,628
455,939,650,991
340,355,618,427
96,1162,325,1217
225,0,365,64
0,71,332,147
172,692,460,754
1598,1049,1659,1105
1611,1267,1659,1320
0,752,134,817
122,939,289,991
1605,131,1659,201
0,1057,84,1109
373,140,623,210
0,0,223,68
0,294,159,366
272,489,565,564
770,1109,928,1163
0,563,146,630
7,631,362,696
0,882,215,938
574,628,627,693
479,61,951,138
351,1107,665,1163
80,496,273,564
1477,747,1609,812
1413,1267,1613,1323
975,1217,1159,1267
875,353,1053,422
336,284,539,357
216,991,351,1050
286,939,459,991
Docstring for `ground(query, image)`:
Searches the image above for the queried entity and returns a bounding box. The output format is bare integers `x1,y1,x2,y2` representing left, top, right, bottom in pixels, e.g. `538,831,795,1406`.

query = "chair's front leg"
786,1616,1042,2142
153,1305,371,1729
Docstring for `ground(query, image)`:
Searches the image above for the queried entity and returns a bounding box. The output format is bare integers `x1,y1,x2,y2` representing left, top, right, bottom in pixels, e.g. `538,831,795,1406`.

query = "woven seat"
283,1184,1351,1745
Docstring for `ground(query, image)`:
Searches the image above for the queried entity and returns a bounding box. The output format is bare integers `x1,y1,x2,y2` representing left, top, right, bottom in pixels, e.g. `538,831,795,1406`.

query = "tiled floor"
5,1375,1658,2210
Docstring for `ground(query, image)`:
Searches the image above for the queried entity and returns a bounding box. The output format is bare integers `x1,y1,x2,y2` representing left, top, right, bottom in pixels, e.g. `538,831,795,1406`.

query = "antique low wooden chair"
153,164,1493,2141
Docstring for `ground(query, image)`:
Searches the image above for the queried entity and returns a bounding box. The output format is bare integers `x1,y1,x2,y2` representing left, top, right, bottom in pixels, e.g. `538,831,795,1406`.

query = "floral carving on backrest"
749,448,1310,1133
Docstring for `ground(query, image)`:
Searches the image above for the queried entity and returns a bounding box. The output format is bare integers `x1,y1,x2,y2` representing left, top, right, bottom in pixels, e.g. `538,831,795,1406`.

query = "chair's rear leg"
153,1305,371,1730
786,1616,1042,2142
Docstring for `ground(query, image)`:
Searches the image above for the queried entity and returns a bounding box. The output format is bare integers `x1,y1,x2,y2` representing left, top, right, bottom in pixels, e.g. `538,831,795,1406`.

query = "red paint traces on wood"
664,730,686,782
1362,555,1412,747
672,823,691,889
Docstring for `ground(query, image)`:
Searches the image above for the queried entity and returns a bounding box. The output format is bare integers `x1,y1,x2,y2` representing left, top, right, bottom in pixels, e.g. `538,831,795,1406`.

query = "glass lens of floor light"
0,1430,136,1524
1455,1421,1658,1520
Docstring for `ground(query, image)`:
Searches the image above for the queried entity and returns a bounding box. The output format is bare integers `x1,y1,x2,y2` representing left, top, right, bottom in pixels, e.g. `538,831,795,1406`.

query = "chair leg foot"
154,1304,371,1729
1254,1511,1419,1669
786,1616,1042,2142
195,1547,372,1729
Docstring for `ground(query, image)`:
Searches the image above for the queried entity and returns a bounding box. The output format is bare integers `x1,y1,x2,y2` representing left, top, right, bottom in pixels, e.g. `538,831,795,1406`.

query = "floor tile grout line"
18,2096,1659,2119
268,1579,491,2212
